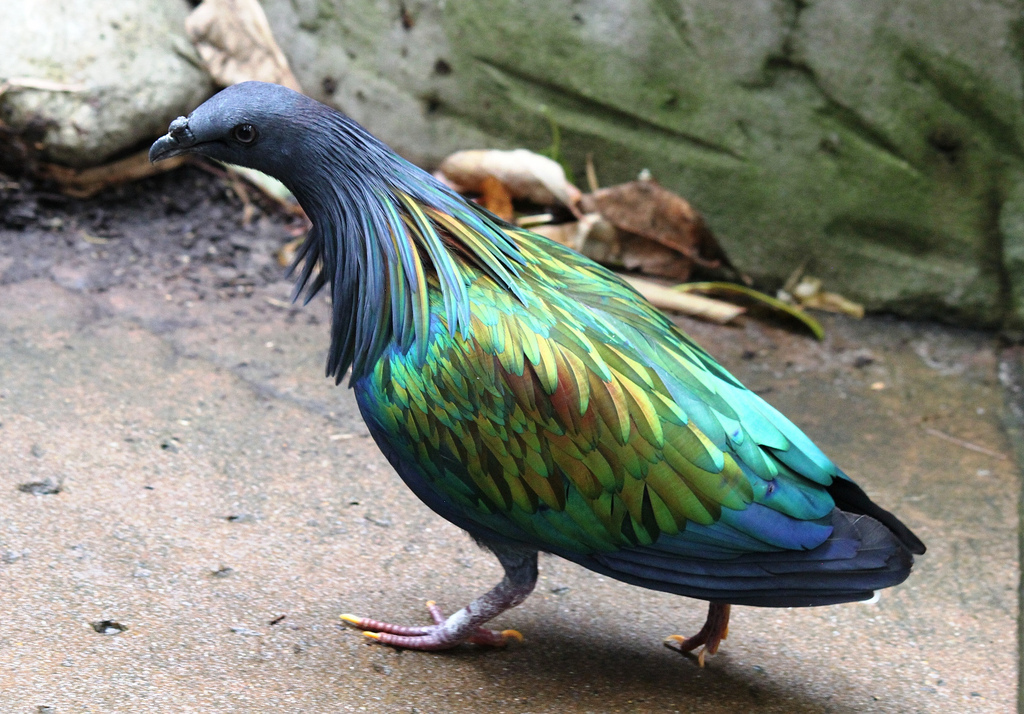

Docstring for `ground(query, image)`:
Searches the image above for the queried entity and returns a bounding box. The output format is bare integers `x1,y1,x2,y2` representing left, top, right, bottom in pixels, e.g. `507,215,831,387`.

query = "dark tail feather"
586,509,916,607
828,476,926,555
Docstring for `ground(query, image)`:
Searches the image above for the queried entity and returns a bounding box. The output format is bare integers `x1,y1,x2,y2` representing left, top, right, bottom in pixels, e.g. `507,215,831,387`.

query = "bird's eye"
232,124,257,145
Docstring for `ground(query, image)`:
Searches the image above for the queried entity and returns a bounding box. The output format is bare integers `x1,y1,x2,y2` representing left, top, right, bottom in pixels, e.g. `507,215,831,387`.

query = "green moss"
270,0,1024,327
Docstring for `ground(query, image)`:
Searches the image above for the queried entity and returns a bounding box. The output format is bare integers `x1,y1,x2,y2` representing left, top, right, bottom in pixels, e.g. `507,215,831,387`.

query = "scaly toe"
339,613,435,637
663,633,700,652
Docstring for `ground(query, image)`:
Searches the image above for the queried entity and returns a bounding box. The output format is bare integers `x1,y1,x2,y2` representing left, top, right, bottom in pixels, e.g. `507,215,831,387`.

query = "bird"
150,81,925,666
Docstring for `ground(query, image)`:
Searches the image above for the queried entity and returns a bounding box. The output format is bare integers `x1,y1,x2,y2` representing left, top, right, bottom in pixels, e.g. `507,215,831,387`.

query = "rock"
0,0,214,168
261,0,1024,327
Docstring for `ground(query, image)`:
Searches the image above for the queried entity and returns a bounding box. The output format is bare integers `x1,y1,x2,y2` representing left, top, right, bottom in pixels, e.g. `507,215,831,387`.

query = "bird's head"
150,81,328,181
150,81,527,382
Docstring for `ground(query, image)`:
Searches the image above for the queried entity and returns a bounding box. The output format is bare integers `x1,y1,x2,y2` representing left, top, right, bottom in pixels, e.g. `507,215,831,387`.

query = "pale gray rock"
0,0,213,167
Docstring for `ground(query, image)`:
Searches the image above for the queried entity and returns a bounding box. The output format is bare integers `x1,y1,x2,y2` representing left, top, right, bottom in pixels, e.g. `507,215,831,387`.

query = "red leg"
340,547,536,651
664,602,731,667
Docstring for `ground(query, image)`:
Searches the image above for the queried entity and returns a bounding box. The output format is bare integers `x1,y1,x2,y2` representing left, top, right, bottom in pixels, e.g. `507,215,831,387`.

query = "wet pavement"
0,276,1017,713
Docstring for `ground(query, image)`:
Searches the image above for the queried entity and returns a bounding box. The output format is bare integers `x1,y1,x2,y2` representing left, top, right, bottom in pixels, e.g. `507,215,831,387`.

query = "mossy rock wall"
265,0,1024,328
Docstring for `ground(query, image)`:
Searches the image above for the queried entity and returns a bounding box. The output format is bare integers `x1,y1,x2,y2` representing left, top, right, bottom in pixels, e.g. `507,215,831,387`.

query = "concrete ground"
0,276,1017,713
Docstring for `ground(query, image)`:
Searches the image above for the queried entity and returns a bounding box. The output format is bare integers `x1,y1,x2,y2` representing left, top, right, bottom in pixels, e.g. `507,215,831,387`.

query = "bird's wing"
356,229,844,561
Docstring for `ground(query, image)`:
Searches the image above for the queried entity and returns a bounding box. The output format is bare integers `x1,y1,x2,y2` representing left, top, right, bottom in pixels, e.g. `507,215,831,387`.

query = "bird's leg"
664,602,731,667
341,546,538,651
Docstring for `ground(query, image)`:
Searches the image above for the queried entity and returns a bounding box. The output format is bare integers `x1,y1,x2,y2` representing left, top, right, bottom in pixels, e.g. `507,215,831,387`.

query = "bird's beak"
149,116,196,163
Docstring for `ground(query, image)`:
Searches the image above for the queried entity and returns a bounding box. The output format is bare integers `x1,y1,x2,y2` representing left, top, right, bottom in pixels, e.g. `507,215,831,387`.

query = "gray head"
150,82,339,181
150,81,525,382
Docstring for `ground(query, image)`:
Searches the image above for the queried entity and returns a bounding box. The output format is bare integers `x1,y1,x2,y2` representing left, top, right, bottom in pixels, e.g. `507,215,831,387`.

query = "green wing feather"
357,206,838,558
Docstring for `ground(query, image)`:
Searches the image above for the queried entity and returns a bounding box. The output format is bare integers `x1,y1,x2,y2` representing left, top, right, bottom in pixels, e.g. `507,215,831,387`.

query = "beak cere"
149,116,196,163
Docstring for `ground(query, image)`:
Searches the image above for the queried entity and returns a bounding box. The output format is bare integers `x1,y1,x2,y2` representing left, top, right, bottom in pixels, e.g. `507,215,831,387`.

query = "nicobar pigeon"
151,82,925,666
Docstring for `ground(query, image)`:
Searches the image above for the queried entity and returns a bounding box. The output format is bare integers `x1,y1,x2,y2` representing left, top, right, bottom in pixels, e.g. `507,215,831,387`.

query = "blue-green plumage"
349,230,919,606
150,82,924,659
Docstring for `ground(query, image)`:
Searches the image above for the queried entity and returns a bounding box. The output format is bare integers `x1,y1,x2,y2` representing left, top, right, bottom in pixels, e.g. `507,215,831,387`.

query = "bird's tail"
585,509,917,607
827,474,926,555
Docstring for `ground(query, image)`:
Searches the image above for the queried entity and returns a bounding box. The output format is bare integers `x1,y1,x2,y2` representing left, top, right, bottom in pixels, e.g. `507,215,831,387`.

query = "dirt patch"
0,164,301,302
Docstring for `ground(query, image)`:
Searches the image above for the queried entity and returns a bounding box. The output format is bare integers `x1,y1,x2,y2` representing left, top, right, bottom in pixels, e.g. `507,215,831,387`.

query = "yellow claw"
363,631,382,640
339,614,363,625
425,600,436,608
501,629,524,643
664,635,708,668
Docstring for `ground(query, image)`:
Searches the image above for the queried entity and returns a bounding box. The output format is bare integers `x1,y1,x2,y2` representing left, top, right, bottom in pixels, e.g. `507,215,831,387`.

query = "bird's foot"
341,601,524,651
664,602,731,667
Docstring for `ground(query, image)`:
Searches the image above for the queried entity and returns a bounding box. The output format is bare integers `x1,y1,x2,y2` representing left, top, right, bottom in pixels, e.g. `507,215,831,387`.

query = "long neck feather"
283,112,527,383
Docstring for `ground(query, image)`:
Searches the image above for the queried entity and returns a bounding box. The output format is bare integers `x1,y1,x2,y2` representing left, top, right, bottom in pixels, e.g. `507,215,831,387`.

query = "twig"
619,274,744,324
0,77,85,100
781,257,810,295
585,153,600,193
923,427,1007,460
264,297,296,310
229,173,256,226
516,213,554,228
80,231,111,245
37,150,186,198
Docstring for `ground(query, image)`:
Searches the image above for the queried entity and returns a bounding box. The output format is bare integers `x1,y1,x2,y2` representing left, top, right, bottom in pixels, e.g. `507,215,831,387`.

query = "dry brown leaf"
37,150,187,199
532,211,697,278
277,235,303,268
578,178,730,281
478,175,514,221
437,149,582,208
186,0,303,91
615,232,699,278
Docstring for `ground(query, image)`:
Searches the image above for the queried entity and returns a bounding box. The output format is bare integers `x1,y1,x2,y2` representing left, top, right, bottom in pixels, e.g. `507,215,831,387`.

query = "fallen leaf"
616,231,700,278
579,178,731,282
437,149,582,208
478,175,514,221
675,281,825,340
186,0,303,91
534,212,700,277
